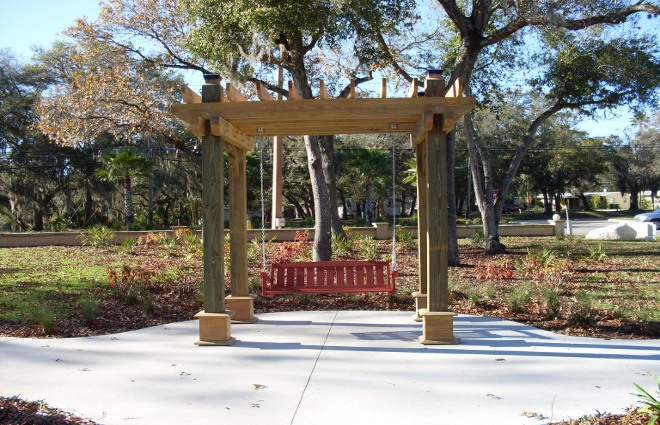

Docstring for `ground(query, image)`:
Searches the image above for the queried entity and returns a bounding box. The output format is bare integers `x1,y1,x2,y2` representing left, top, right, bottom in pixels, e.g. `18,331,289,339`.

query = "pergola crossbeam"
410,111,434,146
210,117,254,151
172,96,474,137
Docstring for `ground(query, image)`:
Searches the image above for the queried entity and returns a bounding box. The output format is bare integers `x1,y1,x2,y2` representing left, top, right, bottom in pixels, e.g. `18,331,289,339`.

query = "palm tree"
96,146,154,230
344,149,391,221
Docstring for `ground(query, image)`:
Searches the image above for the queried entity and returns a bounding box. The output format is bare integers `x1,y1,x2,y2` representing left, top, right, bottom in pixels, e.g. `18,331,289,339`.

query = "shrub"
354,234,378,260
588,243,607,262
120,237,137,249
568,293,595,327
183,235,201,256
332,234,351,258
475,260,515,281
78,297,100,323
541,286,561,319
34,307,56,333
505,284,531,313
107,265,157,303
396,228,416,250
49,215,74,232
469,228,484,247
79,225,115,248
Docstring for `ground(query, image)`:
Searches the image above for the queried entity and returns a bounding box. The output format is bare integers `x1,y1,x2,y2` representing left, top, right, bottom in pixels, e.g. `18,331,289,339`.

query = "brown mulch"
547,408,651,425
0,396,98,425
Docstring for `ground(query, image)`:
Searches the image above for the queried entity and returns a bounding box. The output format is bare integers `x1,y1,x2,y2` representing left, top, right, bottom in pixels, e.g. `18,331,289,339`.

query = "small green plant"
632,376,660,425
395,228,416,250
49,215,74,232
249,276,262,294
587,243,607,262
541,286,562,319
568,293,595,327
159,236,179,248
184,233,202,253
505,284,531,313
466,288,485,307
34,307,56,333
120,237,137,249
78,297,100,323
79,225,115,248
468,228,484,247
332,234,351,258
355,234,379,260
142,293,156,316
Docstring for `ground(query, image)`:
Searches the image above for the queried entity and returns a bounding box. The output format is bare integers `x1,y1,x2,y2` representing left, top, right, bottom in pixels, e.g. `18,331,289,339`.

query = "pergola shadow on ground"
171,71,475,345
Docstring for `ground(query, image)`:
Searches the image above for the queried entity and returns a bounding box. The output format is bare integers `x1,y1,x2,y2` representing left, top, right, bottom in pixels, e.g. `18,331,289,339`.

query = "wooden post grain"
412,139,429,318
424,76,449,312
227,144,248,297
426,113,449,311
201,75,225,314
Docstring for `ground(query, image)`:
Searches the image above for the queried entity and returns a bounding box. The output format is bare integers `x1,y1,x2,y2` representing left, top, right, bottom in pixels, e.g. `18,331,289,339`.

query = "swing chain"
259,138,267,271
391,146,397,271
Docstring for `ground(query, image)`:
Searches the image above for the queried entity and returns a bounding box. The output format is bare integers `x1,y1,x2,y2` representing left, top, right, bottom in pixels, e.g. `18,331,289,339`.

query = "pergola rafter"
171,72,475,346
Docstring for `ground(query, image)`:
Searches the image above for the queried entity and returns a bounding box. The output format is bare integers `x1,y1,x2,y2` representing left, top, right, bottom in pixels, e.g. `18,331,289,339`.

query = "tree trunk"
287,44,337,259
465,114,506,254
304,135,332,260
318,135,345,239
84,186,95,227
543,190,552,214
579,192,591,211
285,194,308,219
365,182,374,221
124,175,134,230
554,192,562,212
32,189,44,231
629,183,640,210
408,194,417,217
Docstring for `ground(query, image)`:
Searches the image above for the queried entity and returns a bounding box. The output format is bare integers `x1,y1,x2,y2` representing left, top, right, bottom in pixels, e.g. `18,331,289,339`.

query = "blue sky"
0,0,645,139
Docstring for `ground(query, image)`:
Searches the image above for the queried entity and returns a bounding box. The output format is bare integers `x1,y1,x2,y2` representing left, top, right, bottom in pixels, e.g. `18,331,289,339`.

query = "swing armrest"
388,270,398,293
260,271,273,297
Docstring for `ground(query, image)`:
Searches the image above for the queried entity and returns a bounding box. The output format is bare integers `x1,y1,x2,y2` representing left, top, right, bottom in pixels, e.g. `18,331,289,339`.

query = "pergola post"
419,71,457,345
271,135,284,228
194,74,235,346
226,143,257,323
412,140,428,321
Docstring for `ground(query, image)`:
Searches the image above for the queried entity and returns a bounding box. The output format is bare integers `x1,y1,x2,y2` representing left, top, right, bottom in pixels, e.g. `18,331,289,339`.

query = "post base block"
194,310,236,346
419,311,458,345
226,295,257,324
411,292,427,322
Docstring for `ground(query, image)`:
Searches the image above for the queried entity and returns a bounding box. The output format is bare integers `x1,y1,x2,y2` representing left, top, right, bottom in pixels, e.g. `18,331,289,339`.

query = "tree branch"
483,3,660,48
337,72,374,99
374,32,413,82
437,0,471,35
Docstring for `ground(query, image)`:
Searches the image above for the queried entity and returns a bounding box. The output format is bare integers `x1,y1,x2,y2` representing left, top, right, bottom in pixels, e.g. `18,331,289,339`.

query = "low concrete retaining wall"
0,222,558,248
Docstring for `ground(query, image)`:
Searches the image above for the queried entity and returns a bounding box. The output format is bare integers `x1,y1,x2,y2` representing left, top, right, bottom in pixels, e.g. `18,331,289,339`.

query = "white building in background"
584,189,631,210
641,190,660,209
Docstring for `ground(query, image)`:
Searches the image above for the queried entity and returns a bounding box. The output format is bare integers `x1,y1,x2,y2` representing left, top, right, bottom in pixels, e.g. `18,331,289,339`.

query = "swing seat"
260,260,397,297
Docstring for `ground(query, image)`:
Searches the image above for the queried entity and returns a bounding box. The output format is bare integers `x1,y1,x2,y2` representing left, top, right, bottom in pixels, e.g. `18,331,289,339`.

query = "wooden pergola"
171,71,475,346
